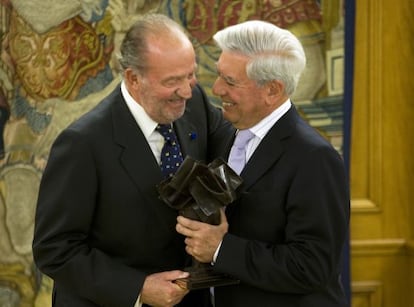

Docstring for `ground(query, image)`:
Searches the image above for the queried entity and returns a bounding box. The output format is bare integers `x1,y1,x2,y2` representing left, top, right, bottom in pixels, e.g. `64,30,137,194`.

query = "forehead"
217,51,250,76
145,42,196,79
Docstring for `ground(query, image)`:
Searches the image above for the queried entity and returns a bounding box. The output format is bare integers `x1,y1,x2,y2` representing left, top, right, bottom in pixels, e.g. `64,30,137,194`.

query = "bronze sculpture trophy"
157,157,243,290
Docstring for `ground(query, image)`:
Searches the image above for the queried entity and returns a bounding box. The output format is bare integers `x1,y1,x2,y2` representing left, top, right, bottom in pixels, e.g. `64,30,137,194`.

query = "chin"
168,110,186,123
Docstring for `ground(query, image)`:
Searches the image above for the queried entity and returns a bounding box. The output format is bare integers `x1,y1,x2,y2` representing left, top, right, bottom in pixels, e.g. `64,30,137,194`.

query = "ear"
124,68,140,90
268,80,284,96
265,80,285,105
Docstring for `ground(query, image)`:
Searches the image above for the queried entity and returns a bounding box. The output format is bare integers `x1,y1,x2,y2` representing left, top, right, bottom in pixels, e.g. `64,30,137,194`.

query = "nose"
175,74,197,99
176,79,193,99
212,77,224,96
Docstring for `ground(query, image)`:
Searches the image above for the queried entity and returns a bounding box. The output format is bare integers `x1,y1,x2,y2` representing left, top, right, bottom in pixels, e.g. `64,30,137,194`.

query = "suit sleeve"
214,146,349,294
32,129,144,306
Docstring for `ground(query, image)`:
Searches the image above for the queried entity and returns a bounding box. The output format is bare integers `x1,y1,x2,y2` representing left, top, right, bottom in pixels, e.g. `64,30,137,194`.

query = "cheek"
236,90,255,108
235,91,265,120
152,87,176,100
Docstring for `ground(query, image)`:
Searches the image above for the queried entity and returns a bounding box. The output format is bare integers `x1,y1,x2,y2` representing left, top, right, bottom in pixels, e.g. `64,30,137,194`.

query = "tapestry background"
0,1,344,305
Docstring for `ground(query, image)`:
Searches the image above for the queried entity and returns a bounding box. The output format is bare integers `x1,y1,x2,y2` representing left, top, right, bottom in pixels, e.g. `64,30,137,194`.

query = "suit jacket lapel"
111,90,203,191
110,91,181,232
238,107,297,190
111,91,163,199
174,115,199,159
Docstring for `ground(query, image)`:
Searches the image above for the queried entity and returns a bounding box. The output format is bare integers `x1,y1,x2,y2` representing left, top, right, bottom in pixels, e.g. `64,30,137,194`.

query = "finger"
176,215,193,227
171,278,190,293
165,270,190,281
177,215,203,230
185,245,201,260
185,245,193,256
176,223,191,237
184,236,190,245
173,279,189,291
220,208,226,221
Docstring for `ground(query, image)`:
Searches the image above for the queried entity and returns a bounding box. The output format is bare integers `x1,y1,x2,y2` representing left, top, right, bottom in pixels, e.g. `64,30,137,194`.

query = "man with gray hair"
32,13,230,307
177,20,350,307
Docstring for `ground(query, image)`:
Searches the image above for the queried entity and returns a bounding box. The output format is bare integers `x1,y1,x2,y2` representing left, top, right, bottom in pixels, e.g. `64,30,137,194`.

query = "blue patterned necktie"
228,129,255,175
156,124,184,178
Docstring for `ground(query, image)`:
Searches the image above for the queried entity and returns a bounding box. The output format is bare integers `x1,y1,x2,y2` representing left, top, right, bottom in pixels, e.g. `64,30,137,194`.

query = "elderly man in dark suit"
32,14,231,307
176,20,350,307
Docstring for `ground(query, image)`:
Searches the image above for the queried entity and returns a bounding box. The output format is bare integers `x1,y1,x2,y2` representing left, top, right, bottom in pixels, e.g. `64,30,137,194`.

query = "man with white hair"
177,20,350,307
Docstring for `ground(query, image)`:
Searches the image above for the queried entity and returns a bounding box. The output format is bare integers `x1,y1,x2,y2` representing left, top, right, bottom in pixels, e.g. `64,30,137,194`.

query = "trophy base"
174,266,239,290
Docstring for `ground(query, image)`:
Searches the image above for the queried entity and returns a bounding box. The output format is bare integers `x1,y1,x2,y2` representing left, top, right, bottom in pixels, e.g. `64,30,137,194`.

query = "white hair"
213,20,306,95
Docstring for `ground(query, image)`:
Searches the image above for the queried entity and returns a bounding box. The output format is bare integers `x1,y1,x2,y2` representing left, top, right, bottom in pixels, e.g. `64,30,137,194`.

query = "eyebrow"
162,67,197,84
215,63,239,85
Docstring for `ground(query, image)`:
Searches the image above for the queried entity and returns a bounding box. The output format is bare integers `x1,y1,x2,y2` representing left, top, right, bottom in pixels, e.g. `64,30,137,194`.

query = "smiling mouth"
222,101,236,108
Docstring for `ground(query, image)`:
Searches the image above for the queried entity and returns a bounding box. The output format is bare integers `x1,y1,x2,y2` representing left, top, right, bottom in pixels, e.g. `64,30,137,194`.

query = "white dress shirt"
121,81,164,165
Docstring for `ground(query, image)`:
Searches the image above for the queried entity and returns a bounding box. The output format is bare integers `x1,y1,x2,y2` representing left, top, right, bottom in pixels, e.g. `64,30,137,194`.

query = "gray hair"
213,20,306,95
118,14,188,74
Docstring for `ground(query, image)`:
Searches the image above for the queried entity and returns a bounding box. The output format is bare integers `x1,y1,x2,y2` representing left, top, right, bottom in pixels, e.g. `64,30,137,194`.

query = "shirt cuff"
134,294,142,307
211,240,223,265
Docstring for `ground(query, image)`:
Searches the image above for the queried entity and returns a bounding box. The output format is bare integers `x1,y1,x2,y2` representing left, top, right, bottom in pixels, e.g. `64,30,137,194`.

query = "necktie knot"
233,129,255,148
156,124,183,178
228,129,255,175
156,124,176,144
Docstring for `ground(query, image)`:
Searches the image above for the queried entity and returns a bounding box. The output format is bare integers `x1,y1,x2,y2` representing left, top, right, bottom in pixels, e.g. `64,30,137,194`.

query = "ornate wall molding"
351,239,406,256
350,0,383,214
351,281,382,307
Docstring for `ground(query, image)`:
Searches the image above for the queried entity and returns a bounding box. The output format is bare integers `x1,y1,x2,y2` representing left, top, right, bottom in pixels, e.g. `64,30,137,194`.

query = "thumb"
165,270,190,281
220,208,227,223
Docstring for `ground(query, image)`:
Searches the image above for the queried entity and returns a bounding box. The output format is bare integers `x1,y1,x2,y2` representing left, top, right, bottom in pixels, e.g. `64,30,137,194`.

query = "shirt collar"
249,98,292,139
121,80,159,138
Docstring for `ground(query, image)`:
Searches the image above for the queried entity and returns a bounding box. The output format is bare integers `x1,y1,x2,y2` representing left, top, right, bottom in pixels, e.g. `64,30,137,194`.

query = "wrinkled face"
128,35,197,124
212,51,270,129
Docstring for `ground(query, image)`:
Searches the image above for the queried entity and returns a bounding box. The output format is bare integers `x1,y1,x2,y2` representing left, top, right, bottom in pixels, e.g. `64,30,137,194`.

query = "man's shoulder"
66,86,122,133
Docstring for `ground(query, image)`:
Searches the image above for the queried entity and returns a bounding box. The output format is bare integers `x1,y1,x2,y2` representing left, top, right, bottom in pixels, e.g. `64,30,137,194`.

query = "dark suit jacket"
213,106,350,307
32,84,231,306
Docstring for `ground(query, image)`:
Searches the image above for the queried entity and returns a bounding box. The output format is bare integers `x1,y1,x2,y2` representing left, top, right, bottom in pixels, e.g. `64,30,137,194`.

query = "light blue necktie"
228,129,255,175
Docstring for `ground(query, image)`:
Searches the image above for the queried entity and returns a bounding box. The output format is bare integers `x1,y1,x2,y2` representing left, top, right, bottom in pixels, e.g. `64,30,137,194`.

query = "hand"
176,209,228,263
141,270,189,307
